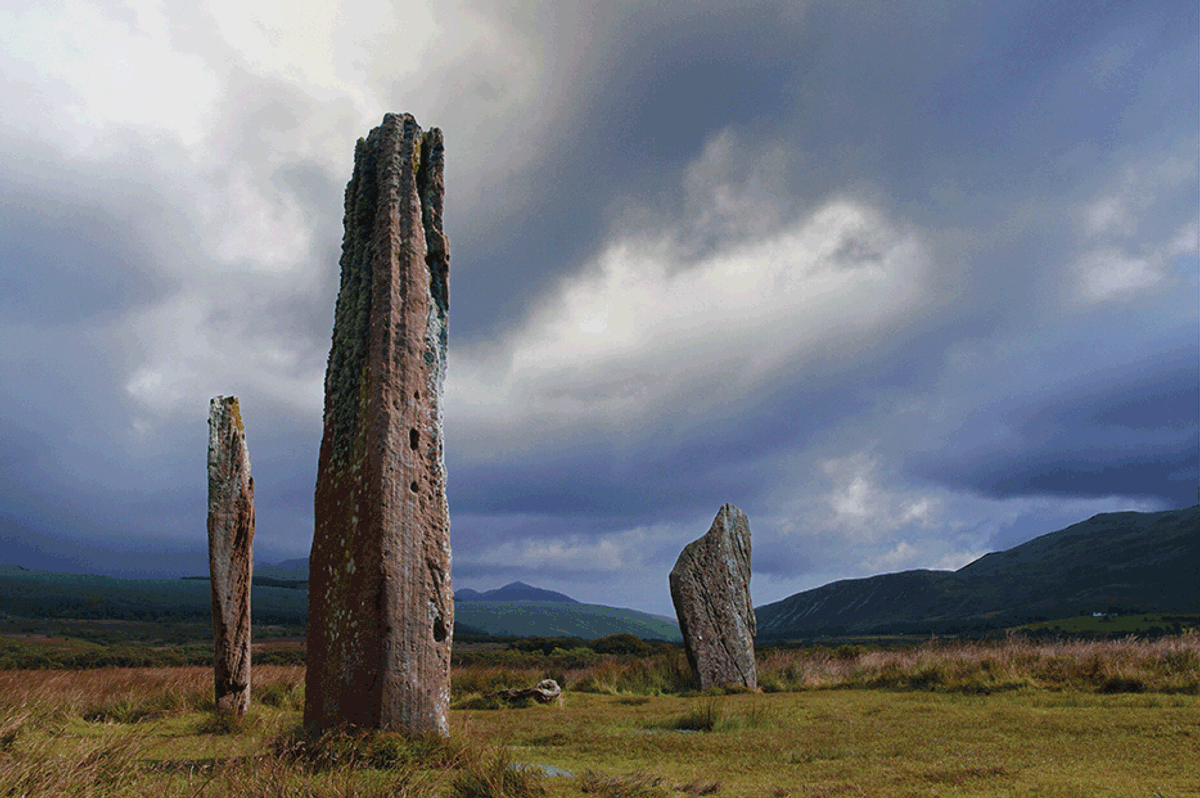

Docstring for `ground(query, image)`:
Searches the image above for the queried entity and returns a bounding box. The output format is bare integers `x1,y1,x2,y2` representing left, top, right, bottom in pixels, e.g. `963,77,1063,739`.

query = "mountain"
0,564,55,577
757,505,1200,639
455,581,578,603
454,600,680,641
255,558,309,581
0,569,309,625
451,583,676,643
0,566,678,641
450,580,678,640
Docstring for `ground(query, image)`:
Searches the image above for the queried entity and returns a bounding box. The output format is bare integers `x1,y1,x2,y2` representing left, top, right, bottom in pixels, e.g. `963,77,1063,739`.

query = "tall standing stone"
669,503,757,690
306,113,453,735
207,395,255,715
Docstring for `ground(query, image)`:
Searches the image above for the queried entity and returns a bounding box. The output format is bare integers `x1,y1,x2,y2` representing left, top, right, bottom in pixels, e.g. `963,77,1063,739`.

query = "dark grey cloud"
0,514,209,577
437,2,810,343
0,142,177,323
0,0,1194,613
922,353,1198,506
0,117,339,575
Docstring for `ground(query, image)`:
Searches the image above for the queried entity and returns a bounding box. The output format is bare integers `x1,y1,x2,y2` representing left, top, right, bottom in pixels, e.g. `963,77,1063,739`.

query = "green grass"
468,689,1200,796
0,636,1197,796
1016,613,1200,637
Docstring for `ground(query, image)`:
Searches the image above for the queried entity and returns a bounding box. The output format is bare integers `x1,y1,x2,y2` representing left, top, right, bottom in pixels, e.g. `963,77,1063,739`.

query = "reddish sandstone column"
306,113,453,734
207,395,255,714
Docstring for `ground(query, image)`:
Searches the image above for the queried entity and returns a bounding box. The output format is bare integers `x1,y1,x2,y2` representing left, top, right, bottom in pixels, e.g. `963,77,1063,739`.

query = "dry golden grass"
0,635,1196,796
754,632,1200,694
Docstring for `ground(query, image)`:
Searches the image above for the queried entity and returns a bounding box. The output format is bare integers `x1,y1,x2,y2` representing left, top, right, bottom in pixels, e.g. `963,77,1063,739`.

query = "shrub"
590,634,656,657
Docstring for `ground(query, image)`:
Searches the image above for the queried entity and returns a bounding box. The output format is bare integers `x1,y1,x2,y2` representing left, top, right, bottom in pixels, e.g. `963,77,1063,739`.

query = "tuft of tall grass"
0,724,153,796
663,698,722,732
651,696,777,733
195,707,266,735
577,769,670,798
270,724,469,773
569,649,694,695
254,667,305,709
448,747,546,798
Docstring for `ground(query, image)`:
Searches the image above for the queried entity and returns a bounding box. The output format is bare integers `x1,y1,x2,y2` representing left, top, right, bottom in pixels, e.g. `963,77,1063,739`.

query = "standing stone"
207,395,255,715
306,113,453,735
669,503,757,690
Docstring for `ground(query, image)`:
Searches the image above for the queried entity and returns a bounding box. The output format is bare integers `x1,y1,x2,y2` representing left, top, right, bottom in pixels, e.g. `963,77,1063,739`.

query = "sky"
1,0,1196,617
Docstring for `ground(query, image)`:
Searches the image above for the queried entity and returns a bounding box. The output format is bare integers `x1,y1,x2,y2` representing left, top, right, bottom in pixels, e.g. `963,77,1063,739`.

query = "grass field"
1015,614,1200,637
1,635,1197,797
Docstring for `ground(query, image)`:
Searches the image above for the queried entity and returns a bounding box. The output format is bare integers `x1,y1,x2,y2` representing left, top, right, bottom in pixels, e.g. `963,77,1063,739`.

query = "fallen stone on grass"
490,679,562,704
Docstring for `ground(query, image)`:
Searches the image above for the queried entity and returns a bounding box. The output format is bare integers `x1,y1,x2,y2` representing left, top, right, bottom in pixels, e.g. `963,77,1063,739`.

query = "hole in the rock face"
410,481,419,493
410,429,419,450
413,390,419,400
433,617,447,642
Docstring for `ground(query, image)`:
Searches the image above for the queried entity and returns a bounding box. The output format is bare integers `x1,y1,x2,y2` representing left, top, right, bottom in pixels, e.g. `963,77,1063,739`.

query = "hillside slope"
454,599,680,641
455,581,578,603
0,567,678,641
757,505,1200,638
0,570,308,624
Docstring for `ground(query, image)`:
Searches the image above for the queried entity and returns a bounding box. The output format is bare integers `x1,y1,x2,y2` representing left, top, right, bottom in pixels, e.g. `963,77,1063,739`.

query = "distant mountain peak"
455,581,578,604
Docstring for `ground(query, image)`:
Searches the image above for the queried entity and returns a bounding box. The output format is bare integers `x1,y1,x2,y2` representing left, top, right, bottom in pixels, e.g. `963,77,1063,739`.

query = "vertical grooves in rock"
307,113,453,735
207,395,254,715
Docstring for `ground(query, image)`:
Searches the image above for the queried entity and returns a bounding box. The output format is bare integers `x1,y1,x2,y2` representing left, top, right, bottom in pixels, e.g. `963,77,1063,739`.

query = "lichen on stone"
308,112,453,736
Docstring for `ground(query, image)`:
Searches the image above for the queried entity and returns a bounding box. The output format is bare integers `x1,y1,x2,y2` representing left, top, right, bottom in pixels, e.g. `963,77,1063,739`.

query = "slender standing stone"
306,113,453,734
207,395,255,715
669,503,757,690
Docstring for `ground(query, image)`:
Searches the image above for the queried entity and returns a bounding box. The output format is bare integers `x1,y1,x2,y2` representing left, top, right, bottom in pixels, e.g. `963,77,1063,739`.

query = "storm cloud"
0,0,1195,614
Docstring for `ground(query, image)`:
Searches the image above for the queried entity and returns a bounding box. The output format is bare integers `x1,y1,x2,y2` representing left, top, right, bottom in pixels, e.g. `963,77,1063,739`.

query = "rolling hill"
0,565,679,641
756,504,1200,638
5,506,1193,642
0,566,308,625
454,598,680,641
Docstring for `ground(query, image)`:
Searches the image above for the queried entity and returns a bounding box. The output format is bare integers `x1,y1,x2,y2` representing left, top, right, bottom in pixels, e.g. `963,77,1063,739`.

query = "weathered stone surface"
206,395,255,715
306,113,453,735
491,679,562,704
669,503,756,690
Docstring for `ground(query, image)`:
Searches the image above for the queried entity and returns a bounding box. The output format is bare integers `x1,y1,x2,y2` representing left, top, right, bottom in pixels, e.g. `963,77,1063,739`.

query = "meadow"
0,634,1197,797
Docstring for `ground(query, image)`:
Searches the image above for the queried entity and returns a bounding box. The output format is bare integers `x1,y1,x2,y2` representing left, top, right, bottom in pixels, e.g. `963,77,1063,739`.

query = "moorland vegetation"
1,632,1197,796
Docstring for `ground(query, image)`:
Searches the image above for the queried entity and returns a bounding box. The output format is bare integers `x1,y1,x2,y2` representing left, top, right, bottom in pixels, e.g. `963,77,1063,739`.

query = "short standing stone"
669,503,757,689
207,395,254,715
306,113,454,735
